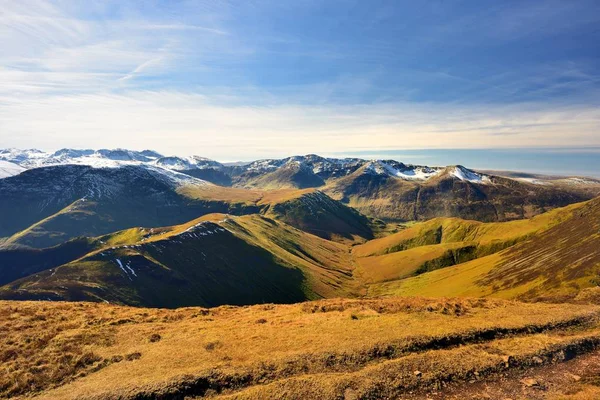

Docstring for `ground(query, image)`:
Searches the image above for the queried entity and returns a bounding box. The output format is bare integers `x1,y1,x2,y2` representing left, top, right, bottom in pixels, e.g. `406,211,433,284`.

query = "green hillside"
0,214,357,307
370,197,600,302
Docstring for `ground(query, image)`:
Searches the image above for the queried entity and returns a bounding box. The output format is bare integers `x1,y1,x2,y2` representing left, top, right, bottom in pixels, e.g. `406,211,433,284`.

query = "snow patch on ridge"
115,259,133,281
364,160,443,181
516,177,551,186
451,166,491,184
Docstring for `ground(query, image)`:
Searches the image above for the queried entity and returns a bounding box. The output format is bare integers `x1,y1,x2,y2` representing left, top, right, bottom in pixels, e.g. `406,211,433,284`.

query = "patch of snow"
115,259,132,281
516,177,551,186
0,160,26,178
153,156,222,170
125,261,137,277
364,160,443,181
451,166,491,184
562,177,600,185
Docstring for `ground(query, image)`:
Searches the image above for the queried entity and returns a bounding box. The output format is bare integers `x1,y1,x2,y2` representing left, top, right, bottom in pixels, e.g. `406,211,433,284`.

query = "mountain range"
1,148,600,308
3,148,600,224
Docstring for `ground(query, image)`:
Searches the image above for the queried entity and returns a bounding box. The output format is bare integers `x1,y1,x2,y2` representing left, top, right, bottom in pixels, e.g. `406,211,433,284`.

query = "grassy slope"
265,191,373,243
351,201,583,286
1,194,261,250
0,214,358,307
0,237,98,286
180,185,374,243
3,184,373,249
354,200,581,257
372,197,600,301
239,164,325,190
2,298,600,399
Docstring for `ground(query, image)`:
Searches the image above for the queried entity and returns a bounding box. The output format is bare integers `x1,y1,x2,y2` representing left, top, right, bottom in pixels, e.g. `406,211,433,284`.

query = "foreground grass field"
3,297,600,399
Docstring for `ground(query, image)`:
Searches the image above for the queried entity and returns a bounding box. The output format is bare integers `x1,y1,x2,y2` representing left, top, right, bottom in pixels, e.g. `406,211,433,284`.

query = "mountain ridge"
4,148,599,223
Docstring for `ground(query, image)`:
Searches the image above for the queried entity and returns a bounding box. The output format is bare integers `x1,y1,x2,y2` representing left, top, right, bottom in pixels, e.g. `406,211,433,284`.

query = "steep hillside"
0,165,259,249
0,214,357,307
3,298,600,400
354,201,580,257
0,237,98,286
266,191,373,242
372,197,600,302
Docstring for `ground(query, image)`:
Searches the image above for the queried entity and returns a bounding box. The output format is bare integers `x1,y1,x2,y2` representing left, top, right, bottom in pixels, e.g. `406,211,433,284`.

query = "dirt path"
403,349,600,400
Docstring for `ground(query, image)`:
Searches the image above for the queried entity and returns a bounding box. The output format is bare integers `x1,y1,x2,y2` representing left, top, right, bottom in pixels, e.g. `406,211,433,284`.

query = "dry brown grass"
2,297,600,399
0,303,110,398
177,185,314,205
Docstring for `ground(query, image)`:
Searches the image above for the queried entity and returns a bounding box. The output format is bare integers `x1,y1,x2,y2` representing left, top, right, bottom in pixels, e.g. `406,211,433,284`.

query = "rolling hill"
370,197,600,302
178,185,374,243
0,214,357,307
2,196,599,308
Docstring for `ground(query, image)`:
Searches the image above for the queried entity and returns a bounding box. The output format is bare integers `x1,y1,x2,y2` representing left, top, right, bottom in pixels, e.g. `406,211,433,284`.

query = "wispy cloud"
1,90,599,160
118,56,167,82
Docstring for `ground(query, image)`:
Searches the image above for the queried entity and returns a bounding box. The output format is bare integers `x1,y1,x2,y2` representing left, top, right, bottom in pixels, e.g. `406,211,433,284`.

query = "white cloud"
0,90,599,160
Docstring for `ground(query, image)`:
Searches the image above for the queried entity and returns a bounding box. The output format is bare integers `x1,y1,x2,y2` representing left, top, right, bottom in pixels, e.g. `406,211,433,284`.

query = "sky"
1,0,600,161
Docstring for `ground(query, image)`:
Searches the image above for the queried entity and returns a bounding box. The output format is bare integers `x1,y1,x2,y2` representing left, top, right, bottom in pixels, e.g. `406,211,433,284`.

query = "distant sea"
326,148,600,178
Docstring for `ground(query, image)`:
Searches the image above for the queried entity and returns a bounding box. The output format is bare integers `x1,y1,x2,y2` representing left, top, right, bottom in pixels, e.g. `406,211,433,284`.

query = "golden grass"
353,201,584,258
355,242,467,284
3,297,599,399
369,198,600,302
177,185,315,205
368,253,502,298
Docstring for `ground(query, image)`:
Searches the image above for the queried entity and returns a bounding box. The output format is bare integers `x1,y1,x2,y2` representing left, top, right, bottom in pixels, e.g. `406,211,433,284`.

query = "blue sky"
1,0,599,160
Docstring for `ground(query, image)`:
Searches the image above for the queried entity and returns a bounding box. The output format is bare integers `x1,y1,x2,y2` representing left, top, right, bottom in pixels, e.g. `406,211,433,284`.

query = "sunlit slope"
352,201,583,285
354,200,582,257
4,298,600,400
372,197,600,301
0,214,357,307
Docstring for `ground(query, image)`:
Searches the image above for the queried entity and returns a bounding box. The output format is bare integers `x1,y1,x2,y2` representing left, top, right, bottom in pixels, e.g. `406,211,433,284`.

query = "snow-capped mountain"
0,160,26,179
363,160,444,181
0,148,464,184
0,148,163,169
152,156,223,171
239,155,439,181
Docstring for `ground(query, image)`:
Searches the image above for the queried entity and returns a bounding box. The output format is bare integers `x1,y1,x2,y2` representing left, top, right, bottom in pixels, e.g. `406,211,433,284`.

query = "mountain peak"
363,160,443,181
